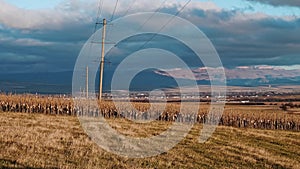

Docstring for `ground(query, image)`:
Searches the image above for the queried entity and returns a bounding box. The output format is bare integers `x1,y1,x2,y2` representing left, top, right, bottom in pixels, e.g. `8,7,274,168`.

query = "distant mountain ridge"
0,71,72,94
155,66,300,82
1,65,300,94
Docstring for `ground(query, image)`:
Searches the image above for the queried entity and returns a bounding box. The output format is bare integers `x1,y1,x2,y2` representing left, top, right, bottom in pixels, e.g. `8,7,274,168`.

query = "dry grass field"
1,111,300,169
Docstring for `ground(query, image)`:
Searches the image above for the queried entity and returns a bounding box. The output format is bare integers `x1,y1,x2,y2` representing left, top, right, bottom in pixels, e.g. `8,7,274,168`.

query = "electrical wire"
110,0,120,21
136,0,192,51
105,0,169,59
136,0,168,33
122,0,138,17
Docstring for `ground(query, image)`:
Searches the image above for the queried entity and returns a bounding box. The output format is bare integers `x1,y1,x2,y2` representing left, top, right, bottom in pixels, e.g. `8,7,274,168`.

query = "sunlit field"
1,94,300,168
1,111,300,169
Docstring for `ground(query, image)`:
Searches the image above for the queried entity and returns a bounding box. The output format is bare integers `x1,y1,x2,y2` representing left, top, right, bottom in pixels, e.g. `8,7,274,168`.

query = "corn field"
1,94,300,131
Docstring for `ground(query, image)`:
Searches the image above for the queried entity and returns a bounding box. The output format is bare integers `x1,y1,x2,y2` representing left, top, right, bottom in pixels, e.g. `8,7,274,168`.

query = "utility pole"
99,19,107,101
86,66,89,99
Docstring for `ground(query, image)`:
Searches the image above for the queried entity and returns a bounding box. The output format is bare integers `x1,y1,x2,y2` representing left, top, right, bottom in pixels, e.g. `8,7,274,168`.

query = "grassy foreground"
0,112,300,169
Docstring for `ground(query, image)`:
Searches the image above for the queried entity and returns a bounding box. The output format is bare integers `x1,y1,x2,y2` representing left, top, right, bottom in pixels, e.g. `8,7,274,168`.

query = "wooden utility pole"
86,66,89,99
99,19,107,101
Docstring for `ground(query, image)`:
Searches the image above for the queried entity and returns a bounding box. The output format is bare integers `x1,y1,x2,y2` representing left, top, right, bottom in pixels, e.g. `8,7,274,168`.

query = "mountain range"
1,65,300,94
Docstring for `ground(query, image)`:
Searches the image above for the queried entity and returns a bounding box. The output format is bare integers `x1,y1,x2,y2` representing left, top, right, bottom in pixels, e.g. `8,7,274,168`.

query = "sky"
6,0,63,9
0,0,299,75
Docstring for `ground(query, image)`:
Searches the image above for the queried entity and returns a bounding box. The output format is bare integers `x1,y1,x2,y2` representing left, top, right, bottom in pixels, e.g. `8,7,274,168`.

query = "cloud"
0,0,93,30
181,8,300,67
0,0,299,75
0,0,218,31
0,52,45,64
245,0,300,7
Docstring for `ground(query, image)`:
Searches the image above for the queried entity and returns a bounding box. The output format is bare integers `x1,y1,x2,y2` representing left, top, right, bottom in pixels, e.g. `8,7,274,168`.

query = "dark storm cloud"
0,27,86,73
181,8,300,68
0,0,96,73
0,53,45,65
0,0,299,74
245,0,300,7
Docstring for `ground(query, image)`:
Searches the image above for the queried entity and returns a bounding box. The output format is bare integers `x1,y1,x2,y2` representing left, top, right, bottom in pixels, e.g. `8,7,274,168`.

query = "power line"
105,0,191,63
110,0,120,21
105,0,169,59
90,0,106,55
90,0,105,44
136,0,192,51
136,0,168,32
96,0,104,21
84,0,105,96
94,0,104,32
105,0,121,44
122,0,138,17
